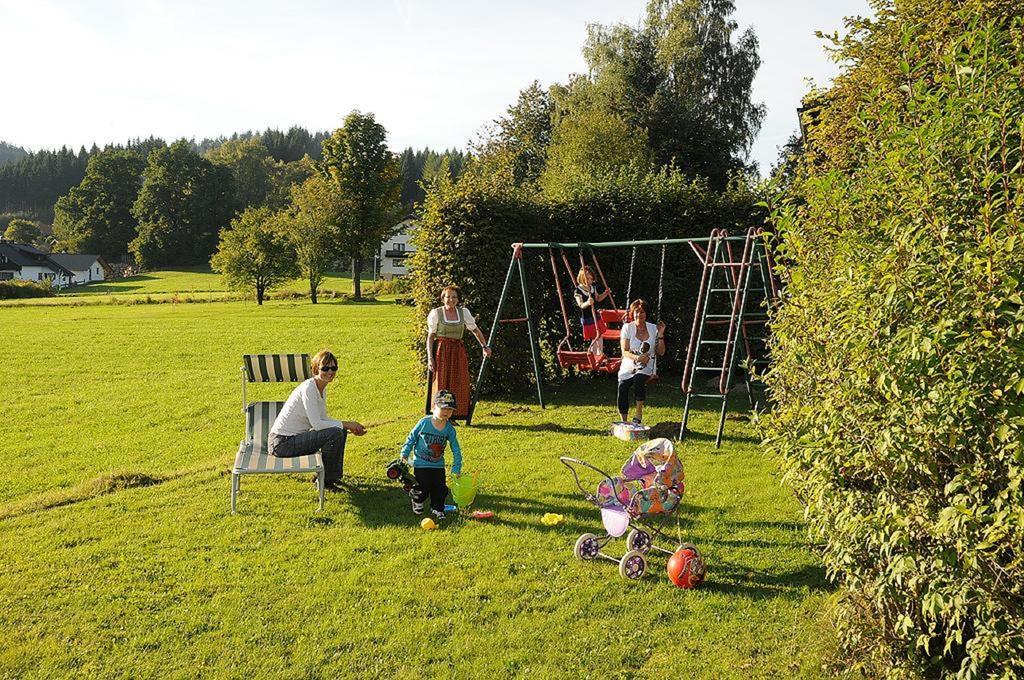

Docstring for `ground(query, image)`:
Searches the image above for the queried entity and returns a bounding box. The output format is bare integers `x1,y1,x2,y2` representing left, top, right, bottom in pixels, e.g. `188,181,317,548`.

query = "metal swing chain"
625,245,637,306
656,243,666,320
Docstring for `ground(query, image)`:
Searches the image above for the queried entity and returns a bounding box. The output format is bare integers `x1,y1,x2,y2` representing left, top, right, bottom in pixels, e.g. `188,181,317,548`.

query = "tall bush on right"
763,2,1023,677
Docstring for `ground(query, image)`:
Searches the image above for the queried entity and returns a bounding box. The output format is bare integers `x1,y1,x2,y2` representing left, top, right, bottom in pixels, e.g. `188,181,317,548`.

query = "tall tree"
286,173,343,304
474,82,554,188
210,207,297,305
320,111,403,300
582,0,765,186
205,137,275,214
52,149,145,260
130,141,234,269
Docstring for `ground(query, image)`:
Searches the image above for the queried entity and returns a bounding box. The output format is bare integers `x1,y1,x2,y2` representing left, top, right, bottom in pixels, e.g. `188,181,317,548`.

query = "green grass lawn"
56,266,357,297
0,294,834,678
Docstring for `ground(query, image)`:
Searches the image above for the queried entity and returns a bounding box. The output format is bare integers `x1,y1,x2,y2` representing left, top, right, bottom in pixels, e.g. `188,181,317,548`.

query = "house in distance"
0,240,108,286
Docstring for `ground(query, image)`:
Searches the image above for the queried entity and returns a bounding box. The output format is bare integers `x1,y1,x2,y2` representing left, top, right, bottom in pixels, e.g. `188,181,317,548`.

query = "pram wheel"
619,550,647,580
573,533,600,561
626,529,652,554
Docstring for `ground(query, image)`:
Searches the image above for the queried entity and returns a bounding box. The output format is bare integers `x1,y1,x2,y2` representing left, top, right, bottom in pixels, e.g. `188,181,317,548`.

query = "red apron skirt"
432,337,471,418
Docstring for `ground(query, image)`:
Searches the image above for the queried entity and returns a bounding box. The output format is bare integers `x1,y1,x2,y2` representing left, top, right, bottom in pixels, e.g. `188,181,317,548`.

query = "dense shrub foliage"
0,280,55,299
763,3,1024,677
410,164,763,394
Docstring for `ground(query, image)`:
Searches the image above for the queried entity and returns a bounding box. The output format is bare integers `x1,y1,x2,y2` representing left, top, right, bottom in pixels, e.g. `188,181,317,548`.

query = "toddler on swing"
574,265,611,359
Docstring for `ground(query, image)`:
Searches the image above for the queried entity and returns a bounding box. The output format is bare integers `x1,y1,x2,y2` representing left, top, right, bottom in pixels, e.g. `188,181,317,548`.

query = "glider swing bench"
230,353,325,513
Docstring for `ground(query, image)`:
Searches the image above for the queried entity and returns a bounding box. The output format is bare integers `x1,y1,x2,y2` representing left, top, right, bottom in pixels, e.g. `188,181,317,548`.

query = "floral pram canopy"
595,437,685,517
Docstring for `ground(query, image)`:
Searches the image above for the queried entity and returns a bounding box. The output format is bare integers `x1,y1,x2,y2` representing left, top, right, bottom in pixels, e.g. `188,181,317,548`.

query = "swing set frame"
465,232,754,425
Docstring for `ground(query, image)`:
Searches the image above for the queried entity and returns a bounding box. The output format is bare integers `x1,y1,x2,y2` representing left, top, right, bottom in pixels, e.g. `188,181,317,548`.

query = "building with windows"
0,240,106,287
49,253,109,284
378,219,416,280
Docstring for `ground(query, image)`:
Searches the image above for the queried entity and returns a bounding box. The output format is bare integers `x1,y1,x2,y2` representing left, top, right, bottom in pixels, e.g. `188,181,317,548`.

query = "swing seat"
598,309,629,341
599,309,629,324
557,350,622,374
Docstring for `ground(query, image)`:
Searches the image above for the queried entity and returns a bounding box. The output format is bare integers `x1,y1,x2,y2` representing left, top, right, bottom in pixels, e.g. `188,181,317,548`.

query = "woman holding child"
617,299,666,424
425,285,492,420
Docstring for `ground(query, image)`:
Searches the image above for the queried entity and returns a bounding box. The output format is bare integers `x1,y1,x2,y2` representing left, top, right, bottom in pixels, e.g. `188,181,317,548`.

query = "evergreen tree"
0,142,28,166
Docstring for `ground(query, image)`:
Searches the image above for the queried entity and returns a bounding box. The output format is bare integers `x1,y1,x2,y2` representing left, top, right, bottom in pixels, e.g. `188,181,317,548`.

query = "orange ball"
667,545,706,588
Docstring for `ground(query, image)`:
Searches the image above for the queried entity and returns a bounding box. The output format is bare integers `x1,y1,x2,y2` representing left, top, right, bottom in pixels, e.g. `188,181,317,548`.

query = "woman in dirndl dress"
426,285,492,419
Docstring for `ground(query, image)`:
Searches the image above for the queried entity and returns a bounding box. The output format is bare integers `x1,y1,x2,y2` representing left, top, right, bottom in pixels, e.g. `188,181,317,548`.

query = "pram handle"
559,456,627,506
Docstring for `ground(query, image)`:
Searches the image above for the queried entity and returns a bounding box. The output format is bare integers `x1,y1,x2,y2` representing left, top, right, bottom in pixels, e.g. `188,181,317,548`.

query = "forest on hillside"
0,127,464,225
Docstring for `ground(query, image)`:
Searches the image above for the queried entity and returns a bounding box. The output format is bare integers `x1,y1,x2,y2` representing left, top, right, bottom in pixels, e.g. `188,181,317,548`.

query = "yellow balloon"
420,517,436,531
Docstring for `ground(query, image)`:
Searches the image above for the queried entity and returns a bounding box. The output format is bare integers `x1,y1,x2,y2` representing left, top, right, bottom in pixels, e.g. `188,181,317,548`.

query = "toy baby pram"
560,437,701,580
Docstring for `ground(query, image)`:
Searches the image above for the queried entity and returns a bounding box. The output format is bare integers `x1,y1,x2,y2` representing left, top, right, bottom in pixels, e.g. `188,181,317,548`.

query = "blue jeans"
269,427,347,483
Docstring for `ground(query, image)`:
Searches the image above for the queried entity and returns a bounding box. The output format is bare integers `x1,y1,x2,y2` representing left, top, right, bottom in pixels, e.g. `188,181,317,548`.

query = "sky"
0,0,871,174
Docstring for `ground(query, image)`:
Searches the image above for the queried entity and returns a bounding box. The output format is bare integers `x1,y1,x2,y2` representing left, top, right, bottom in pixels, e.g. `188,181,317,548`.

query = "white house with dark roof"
0,240,76,286
378,219,416,280
48,253,109,284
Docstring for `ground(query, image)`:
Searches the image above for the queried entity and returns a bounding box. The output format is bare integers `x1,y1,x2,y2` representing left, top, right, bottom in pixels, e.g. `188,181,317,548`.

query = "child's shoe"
411,498,425,515
431,509,446,521
631,416,642,425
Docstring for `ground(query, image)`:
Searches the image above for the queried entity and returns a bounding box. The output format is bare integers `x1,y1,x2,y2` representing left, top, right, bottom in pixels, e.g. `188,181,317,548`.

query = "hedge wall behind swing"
409,166,765,396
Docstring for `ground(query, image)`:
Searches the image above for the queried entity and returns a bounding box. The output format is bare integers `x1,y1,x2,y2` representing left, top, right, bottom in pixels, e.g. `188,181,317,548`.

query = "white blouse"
270,378,342,436
618,321,659,379
426,306,478,333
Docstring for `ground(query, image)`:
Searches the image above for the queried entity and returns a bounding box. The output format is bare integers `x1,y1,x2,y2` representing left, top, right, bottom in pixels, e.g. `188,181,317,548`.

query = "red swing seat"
556,347,622,374
598,308,630,341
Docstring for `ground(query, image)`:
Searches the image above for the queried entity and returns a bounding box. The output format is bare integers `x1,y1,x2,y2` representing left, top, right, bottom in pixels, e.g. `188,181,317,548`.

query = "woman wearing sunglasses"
268,349,366,490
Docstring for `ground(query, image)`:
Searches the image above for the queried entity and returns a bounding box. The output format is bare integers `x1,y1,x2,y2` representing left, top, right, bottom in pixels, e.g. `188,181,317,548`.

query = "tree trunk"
256,282,264,305
309,274,318,304
352,256,363,300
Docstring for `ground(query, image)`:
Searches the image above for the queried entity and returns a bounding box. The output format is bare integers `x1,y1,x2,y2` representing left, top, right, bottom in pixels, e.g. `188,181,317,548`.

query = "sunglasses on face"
321,365,338,372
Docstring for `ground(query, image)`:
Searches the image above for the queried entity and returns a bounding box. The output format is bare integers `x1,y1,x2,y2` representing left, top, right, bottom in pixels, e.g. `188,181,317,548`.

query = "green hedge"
410,166,764,395
0,279,55,299
764,5,1023,678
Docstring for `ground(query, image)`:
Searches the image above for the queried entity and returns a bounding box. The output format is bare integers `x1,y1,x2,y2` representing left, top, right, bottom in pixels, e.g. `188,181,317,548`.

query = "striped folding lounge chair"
231,354,324,513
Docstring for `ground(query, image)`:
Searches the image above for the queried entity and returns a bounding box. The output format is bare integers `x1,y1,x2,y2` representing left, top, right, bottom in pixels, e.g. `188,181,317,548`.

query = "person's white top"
270,378,342,436
426,306,478,333
618,321,659,379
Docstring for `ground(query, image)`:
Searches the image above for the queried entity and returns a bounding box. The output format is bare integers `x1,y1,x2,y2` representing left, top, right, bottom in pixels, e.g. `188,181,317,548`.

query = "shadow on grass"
470,422,606,436
701,562,832,601
343,479,611,534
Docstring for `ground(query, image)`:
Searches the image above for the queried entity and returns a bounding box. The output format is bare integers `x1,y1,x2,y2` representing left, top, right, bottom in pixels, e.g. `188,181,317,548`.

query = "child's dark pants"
412,467,448,512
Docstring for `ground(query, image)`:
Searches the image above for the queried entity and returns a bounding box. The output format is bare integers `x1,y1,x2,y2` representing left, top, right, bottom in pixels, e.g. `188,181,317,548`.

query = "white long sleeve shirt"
270,378,342,436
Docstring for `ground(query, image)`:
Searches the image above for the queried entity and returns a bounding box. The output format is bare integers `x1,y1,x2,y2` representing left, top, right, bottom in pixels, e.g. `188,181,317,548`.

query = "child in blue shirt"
400,390,463,520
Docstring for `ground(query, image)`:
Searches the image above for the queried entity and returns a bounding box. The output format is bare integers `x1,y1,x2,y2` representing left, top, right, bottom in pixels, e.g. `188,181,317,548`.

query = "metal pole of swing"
467,245,520,425
518,250,545,411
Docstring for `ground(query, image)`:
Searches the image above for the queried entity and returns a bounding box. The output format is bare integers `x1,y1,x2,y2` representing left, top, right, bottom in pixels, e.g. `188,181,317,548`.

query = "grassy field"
0,268,370,308
61,267,357,297
0,283,834,678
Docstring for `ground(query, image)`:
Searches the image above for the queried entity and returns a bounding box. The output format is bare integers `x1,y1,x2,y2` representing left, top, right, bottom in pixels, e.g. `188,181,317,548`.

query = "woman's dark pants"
269,427,347,483
617,374,649,418
412,467,448,512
